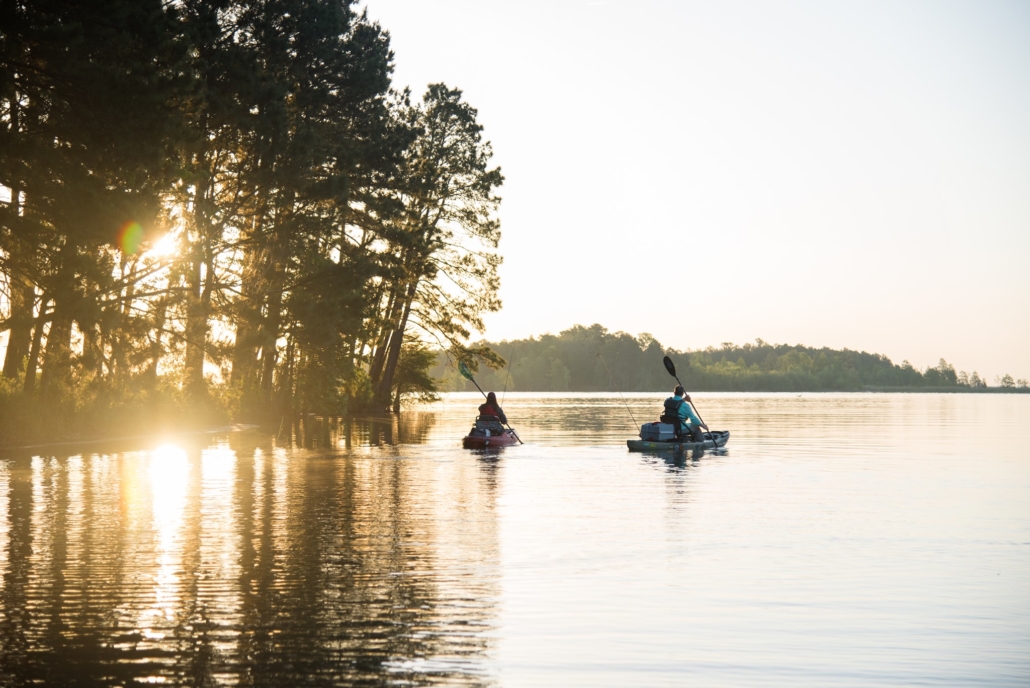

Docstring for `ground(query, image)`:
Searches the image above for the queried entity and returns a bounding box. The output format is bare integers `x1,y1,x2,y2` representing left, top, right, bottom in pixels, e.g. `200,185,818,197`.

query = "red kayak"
462,429,520,448
462,415,520,448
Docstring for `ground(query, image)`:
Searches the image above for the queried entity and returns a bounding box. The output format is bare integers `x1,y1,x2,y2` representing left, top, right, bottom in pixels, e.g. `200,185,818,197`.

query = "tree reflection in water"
0,421,499,686
285,412,439,449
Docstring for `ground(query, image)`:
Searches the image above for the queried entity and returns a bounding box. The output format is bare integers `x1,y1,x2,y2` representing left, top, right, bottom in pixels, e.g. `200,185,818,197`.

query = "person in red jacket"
478,392,508,424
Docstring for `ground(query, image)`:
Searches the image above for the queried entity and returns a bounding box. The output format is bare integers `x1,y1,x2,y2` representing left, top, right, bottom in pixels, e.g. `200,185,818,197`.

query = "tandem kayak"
627,430,730,453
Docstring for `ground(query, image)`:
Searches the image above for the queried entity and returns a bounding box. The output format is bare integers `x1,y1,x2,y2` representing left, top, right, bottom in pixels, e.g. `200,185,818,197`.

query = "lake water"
0,393,1027,686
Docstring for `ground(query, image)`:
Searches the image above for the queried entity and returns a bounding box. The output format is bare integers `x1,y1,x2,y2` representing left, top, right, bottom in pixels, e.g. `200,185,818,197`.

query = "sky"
365,0,1030,382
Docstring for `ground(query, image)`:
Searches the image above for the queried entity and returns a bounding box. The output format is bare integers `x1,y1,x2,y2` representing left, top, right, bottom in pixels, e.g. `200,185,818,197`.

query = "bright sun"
147,232,178,259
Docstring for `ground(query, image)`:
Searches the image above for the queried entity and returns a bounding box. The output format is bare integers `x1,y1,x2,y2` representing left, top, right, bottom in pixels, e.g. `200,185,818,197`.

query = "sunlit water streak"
0,393,1027,686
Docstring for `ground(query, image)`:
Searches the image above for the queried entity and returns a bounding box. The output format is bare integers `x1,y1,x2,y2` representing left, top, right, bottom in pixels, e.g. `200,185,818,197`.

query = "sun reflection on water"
198,443,243,665
0,462,8,586
143,444,189,640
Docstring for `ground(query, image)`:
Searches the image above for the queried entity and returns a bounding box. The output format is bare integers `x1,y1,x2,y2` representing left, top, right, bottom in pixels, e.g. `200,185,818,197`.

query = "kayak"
627,430,730,453
462,414,520,448
626,356,729,454
462,429,520,448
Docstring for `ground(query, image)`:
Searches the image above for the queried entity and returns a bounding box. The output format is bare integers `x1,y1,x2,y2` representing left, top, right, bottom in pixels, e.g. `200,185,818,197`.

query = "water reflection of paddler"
662,385,708,441
478,391,508,424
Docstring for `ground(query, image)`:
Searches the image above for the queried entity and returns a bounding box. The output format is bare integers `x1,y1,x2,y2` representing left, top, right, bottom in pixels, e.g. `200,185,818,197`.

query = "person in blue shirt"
663,385,708,441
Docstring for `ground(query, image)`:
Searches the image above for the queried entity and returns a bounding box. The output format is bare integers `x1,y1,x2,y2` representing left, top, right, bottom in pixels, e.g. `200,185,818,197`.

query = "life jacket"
663,397,684,417
661,397,684,431
479,403,501,418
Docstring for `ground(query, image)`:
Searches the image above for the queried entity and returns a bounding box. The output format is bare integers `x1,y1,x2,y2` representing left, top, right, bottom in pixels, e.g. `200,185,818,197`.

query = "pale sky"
366,0,1030,382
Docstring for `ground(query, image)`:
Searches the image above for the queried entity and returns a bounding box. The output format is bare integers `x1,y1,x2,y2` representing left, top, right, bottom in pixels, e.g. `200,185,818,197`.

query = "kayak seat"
474,415,505,434
658,414,683,437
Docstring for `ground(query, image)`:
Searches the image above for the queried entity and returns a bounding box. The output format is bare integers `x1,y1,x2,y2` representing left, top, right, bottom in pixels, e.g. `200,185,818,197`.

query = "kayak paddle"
458,360,523,444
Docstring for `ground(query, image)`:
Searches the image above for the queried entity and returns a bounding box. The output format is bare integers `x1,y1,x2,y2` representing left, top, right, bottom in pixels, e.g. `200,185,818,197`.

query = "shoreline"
0,424,263,453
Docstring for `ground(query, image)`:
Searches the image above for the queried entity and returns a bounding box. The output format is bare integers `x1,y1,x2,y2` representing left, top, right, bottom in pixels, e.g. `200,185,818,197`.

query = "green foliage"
430,324,1011,393
392,339,441,410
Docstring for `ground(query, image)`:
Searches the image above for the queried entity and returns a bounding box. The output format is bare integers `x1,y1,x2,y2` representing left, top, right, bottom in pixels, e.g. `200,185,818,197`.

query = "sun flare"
146,232,179,259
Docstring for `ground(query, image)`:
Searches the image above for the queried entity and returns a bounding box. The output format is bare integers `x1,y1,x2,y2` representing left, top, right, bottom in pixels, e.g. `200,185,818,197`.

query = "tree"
369,84,504,407
390,339,440,412
215,0,402,417
0,0,183,397
927,359,958,386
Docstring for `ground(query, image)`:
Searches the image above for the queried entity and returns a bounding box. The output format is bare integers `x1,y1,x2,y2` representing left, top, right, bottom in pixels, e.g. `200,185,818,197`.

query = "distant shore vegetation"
431,324,1029,394
0,0,503,445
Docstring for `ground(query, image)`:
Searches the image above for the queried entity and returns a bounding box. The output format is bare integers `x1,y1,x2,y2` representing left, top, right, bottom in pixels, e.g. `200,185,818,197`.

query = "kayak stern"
462,430,519,448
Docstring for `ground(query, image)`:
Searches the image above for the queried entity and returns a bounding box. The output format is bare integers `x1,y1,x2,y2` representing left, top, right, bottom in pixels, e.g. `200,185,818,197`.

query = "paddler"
478,391,508,424
663,386,708,441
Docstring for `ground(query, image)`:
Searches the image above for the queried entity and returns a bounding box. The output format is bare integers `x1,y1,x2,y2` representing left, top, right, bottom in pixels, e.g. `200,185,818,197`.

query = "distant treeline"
430,324,1028,393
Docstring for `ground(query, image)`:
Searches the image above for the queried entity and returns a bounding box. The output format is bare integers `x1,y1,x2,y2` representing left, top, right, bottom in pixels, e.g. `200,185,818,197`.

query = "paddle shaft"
467,375,487,398
466,369,523,444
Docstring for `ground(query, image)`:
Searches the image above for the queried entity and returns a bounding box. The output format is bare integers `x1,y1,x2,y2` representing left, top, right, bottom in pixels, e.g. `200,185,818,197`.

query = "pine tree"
370,84,504,407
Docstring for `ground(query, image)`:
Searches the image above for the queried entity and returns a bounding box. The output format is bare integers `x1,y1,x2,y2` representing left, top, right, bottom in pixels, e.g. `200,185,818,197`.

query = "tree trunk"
81,322,104,382
39,313,72,401
2,180,33,379
277,334,295,418
184,166,216,396
375,278,417,408
2,279,34,379
259,281,283,405
144,297,168,386
22,302,48,396
183,252,212,394
230,245,264,386
355,281,387,367
111,260,136,383
368,286,401,385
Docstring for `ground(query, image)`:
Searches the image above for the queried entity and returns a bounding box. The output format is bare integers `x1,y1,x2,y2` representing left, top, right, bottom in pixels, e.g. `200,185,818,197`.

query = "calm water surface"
0,393,1027,686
